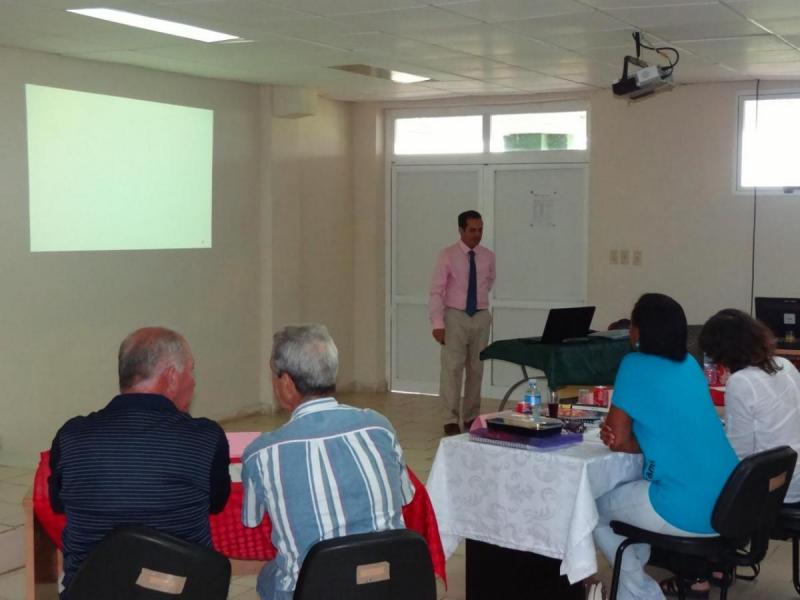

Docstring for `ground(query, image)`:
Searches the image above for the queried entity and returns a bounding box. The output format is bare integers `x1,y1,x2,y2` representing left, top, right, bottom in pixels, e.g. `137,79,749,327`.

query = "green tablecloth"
480,337,632,389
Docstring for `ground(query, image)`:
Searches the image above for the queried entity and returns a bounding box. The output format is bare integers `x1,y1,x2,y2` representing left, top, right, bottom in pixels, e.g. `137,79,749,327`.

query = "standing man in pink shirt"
429,210,496,436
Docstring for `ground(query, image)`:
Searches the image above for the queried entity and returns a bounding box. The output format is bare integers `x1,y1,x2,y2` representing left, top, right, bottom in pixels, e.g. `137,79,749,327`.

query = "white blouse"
726,356,800,503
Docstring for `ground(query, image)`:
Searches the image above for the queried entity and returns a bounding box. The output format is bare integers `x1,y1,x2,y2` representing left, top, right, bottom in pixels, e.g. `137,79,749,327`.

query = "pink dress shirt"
428,241,496,330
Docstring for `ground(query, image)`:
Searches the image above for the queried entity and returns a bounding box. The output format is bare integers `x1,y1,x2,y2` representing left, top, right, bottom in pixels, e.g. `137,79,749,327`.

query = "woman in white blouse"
699,308,800,504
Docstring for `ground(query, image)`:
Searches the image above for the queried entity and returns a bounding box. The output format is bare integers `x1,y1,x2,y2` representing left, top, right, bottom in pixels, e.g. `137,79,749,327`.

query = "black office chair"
293,529,437,600
771,504,800,595
608,445,797,600
66,526,231,600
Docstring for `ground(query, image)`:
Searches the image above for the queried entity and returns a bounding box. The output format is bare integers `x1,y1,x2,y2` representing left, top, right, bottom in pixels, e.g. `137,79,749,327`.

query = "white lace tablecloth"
426,433,643,583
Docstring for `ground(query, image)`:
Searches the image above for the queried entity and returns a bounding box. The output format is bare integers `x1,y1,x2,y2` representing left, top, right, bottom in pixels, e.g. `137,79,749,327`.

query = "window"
739,94,800,189
392,107,588,157
394,116,482,155
490,112,587,153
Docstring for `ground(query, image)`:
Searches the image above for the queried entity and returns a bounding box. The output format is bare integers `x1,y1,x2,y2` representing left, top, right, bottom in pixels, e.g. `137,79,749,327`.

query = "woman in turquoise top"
593,293,738,600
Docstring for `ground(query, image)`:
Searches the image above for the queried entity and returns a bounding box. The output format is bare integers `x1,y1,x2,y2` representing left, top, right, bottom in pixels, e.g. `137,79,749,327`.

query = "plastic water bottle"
524,379,542,419
703,354,718,386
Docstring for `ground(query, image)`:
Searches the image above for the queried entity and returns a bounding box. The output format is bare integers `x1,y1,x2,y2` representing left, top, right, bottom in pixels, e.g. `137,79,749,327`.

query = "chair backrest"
66,526,231,600
294,529,437,600
712,445,798,541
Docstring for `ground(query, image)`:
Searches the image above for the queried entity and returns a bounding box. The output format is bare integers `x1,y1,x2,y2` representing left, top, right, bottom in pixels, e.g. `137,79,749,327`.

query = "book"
469,427,583,452
572,403,610,415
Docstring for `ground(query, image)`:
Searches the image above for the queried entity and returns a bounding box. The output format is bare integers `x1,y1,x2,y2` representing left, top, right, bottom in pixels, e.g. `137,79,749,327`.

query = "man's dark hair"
458,210,482,229
699,308,780,375
631,293,687,362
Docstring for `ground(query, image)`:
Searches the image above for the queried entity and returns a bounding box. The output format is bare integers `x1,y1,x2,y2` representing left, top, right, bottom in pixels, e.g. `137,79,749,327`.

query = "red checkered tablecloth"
33,443,446,584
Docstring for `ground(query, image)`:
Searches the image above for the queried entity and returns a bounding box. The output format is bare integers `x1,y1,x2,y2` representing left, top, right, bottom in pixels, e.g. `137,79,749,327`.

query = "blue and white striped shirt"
241,397,414,600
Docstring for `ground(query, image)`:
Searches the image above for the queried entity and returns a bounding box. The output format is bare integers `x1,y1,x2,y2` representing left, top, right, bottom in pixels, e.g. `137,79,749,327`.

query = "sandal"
710,567,742,587
659,575,710,599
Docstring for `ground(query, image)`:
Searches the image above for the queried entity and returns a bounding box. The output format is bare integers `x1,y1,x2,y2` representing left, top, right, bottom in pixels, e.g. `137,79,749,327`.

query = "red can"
515,401,530,414
593,386,610,407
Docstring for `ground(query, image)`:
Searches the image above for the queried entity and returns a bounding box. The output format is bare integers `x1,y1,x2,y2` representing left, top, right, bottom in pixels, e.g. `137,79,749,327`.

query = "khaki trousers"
440,308,492,426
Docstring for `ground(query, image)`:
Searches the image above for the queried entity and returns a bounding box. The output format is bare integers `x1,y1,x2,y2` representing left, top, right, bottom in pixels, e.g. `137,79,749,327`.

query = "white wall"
588,80,800,328
0,47,265,465
269,97,355,388
349,81,800,389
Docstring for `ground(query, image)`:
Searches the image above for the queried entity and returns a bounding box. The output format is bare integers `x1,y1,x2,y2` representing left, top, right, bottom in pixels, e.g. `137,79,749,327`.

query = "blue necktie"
466,250,477,317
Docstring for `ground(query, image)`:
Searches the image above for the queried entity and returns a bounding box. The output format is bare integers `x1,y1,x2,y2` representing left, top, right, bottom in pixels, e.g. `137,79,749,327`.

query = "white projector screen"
26,84,213,252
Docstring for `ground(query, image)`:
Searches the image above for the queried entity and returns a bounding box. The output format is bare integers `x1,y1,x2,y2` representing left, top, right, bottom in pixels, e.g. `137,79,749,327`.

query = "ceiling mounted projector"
613,33,679,101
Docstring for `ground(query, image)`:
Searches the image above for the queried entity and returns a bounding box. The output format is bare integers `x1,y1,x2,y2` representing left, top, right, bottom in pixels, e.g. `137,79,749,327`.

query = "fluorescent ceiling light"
390,71,431,84
67,8,239,43
331,64,432,84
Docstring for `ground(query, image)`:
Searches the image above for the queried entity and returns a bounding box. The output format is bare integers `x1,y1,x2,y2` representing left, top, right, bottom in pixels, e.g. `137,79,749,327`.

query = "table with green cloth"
480,337,632,409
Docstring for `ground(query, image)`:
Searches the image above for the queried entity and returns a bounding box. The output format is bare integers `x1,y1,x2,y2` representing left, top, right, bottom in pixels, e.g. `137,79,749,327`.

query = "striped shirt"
241,397,414,600
49,393,231,590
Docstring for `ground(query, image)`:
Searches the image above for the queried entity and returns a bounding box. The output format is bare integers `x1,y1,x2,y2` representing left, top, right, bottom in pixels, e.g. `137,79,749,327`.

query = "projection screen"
26,84,213,252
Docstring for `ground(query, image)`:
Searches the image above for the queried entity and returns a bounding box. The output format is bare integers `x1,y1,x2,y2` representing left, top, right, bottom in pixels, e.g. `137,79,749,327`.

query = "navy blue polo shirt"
49,393,231,590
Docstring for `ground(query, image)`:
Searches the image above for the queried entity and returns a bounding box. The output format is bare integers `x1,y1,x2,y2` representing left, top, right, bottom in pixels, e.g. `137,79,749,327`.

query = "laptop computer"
526,306,596,344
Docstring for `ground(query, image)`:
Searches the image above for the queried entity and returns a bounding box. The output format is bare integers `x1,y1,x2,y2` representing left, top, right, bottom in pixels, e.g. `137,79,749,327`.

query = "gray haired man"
241,323,414,600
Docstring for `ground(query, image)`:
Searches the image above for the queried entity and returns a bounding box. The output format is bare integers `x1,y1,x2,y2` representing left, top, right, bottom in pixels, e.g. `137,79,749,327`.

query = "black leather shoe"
443,423,461,436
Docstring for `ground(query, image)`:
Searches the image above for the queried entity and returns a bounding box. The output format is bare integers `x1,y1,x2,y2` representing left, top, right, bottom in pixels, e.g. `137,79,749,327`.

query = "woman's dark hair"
699,308,780,374
631,293,687,361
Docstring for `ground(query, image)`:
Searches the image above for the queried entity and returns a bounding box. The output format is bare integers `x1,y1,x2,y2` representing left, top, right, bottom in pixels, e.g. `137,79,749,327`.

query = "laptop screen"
540,306,596,344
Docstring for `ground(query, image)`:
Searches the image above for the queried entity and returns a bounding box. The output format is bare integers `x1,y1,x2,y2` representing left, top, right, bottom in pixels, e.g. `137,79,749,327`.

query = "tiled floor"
1,390,799,599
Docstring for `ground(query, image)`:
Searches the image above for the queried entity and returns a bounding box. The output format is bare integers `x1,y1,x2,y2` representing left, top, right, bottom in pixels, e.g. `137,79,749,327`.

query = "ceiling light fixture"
331,64,432,84
67,8,239,43
390,71,431,84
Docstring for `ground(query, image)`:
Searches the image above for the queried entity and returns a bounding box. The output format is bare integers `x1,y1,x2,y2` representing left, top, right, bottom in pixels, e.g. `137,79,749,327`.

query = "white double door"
390,163,588,399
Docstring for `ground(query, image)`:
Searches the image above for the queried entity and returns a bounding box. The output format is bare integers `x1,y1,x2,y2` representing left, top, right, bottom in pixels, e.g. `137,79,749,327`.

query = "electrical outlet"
620,249,630,265
610,249,619,265
632,249,642,266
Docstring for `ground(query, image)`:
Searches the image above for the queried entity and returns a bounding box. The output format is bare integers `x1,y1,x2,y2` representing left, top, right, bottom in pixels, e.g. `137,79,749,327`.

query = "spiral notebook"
469,427,583,451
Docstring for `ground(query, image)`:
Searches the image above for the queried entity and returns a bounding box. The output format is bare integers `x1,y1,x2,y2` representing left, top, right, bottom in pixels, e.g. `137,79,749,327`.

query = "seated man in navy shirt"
49,327,231,593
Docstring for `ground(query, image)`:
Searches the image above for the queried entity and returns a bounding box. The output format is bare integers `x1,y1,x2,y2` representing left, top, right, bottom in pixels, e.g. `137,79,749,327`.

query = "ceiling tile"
675,35,791,59
717,49,800,68
537,28,641,50
737,61,800,77
318,32,466,59
422,80,523,94
499,10,631,37
137,36,356,68
580,0,716,7
673,65,743,82
722,0,800,22
755,18,800,36
434,0,589,23
416,56,529,78
256,0,428,17
650,21,768,41
327,6,481,34
491,77,593,92
403,23,565,56
607,3,747,29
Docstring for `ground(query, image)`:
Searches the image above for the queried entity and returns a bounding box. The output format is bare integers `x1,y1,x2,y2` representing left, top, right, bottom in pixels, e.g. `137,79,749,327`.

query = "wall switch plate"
620,249,630,265
610,249,619,265
632,249,642,266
